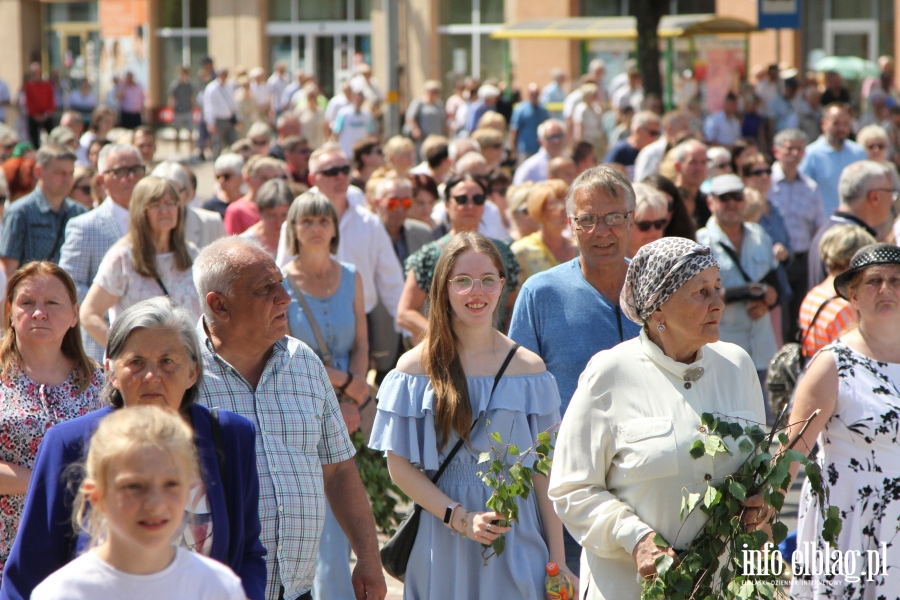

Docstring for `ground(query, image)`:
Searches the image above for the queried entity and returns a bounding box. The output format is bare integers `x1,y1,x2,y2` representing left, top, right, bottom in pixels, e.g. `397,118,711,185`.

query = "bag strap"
430,344,520,485
717,241,753,284
210,407,231,525
799,295,838,347
285,273,334,368
155,277,170,297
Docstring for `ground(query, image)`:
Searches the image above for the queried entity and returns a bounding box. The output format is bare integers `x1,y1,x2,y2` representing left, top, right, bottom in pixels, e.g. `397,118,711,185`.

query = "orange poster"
99,0,148,39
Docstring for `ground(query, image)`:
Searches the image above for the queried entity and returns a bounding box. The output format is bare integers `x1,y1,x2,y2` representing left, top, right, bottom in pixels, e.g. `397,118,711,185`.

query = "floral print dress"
0,367,104,572
792,342,900,599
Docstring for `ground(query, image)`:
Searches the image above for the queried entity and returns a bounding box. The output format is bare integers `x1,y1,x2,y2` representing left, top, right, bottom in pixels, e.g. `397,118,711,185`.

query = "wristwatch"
444,502,462,526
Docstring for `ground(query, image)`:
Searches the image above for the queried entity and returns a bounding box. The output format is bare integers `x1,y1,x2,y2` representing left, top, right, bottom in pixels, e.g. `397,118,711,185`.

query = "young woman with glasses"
371,232,574,599
398,174,522,342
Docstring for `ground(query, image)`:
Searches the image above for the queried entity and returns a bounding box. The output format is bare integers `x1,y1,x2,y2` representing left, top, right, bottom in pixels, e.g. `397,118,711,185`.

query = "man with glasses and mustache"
697,174,779,422
223,156,289,235
513,119,568,185
58,143,145,361
509,165,642,576
604,110,660,181
276,144,404,347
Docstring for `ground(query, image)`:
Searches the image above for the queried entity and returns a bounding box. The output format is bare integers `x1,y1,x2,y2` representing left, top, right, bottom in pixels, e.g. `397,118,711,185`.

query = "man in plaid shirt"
193,236,386,600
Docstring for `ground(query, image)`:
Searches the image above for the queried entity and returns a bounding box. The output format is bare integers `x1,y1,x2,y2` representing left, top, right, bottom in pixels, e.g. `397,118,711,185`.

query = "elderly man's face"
375,182,412,230
541,124,566,157
219,250,291,345
311,152,351,200
569,186,632,270
652,266,723,351
774,139,805,169
100,151,145,207
708,189,746,228
677,145,708,188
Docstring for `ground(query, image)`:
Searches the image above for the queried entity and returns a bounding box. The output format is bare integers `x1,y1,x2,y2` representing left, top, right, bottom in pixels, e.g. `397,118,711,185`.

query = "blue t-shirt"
510,101,549,155
509,258,641,415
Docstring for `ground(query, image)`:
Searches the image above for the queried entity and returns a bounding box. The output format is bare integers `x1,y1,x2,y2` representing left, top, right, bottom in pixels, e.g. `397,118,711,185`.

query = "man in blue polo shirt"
800,102,867,215
509,165,641,575
0,144,86,277
510,83,549,160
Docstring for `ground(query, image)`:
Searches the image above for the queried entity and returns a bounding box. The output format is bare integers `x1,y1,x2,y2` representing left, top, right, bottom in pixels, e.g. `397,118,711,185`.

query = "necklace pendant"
683,367,705,382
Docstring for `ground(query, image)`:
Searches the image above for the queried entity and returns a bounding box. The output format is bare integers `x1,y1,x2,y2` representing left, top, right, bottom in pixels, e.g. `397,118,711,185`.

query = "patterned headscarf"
621,237,719,324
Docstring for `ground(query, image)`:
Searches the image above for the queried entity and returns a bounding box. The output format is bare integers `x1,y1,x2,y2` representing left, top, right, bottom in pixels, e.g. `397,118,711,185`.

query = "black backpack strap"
210,407,231,524
430,344,520,485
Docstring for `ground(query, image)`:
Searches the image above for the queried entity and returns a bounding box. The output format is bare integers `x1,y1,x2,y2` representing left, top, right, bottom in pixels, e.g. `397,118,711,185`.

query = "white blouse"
94,240,202,325
548,329,766,600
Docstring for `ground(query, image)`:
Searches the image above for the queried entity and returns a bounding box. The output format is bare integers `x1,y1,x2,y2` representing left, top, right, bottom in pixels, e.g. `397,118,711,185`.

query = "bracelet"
337,371,353,394
444,502,462,528
459,511,471,538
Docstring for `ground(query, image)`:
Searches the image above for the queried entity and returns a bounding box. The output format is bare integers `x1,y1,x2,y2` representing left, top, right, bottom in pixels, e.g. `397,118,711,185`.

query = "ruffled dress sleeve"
369,370,561,471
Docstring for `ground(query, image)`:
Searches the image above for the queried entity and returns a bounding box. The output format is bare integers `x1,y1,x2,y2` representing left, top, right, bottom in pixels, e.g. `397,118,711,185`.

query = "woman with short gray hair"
3,297,267,600
240,179,293,257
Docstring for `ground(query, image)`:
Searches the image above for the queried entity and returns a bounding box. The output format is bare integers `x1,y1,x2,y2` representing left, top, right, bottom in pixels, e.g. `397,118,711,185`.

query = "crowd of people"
0,51,899,600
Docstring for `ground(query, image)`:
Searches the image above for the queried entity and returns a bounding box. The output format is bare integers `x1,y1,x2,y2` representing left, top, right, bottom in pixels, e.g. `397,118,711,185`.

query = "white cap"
709,174,745,196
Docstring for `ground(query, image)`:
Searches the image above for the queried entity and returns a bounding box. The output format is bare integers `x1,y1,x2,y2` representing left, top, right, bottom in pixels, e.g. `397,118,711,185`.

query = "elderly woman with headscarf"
548,237,768,600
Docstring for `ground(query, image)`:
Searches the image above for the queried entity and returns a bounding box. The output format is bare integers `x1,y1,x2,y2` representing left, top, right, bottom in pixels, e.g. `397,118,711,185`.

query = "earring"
657,322,665,331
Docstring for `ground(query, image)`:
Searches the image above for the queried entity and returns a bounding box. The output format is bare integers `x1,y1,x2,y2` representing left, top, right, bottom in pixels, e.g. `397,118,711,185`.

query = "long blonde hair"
73,406,198,546
128,177,193,279
423,232,506,450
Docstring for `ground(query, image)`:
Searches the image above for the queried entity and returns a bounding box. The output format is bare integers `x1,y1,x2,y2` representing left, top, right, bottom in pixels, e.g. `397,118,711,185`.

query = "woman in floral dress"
789,243,900,598
0,262,103,574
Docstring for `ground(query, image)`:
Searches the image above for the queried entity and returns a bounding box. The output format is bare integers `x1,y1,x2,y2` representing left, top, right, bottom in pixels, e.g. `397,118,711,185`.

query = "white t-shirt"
32,547,245,600
93,240,202,325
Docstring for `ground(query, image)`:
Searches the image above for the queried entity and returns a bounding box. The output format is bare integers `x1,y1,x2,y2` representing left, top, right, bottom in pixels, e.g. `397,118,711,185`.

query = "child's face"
91,443,191,552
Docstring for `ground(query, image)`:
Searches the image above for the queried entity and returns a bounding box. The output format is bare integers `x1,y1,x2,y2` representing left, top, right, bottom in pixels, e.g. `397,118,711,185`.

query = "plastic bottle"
545,562,572,600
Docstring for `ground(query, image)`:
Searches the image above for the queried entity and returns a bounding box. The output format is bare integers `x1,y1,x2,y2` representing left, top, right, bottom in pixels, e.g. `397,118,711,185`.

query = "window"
156,0,208,99
43,2,100,83
439,0,507,80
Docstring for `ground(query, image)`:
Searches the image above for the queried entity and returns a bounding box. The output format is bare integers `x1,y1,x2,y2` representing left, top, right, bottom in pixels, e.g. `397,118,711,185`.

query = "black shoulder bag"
380,344,520,582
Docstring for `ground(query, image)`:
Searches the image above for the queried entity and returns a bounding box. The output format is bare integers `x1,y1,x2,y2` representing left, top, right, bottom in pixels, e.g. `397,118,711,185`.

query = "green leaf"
771,521,788,545
689,440,705,459
728,479,747,501
703,485,721,508
507,444,519,456
738,439,754,454
537,432,550,445
705,436,722,456
490,431,502,444
655,553,674,576
701,412,715,427
492,533,506,556
653,532,668,548
783,449,806,463
477,452,491,464
686,492,701,514
767,491,785,511
778,432,790,446
729,422,745,439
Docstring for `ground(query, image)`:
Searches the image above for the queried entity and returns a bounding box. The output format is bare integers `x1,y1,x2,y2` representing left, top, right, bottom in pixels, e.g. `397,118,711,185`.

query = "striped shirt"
799,283,856,358
196,322,355,600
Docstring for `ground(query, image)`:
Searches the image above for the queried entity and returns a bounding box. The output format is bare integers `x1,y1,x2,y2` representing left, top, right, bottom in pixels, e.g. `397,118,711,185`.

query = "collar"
831,211,877,237
198,317,288,380
639,328,706,381
109,197,129,217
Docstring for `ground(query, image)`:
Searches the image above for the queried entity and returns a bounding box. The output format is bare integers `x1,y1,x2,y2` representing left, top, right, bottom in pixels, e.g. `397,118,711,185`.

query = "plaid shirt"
196,323,355,600
0,187,86,266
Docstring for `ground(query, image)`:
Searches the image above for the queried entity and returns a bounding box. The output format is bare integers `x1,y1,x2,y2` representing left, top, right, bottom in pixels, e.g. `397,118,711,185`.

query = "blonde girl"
31,406,244,600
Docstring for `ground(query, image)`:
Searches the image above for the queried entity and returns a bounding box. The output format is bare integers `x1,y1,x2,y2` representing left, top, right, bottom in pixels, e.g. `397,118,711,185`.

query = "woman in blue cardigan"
1,297,266,600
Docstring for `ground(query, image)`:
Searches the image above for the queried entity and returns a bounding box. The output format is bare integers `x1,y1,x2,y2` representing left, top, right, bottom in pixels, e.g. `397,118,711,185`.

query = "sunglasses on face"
73,184,92,195
251,138,269,146
318,165,351,177
216,172,234,181
452,194,486,206
635,218,667,232
645,128,661,137
750,168,772,176
448,274,504,295
386,197,413,211
717,192,745,203
545,133,565,143
868,143,887,150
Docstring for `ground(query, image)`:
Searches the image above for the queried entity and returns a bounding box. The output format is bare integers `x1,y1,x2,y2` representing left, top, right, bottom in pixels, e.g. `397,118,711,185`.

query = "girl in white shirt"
32,406,244,600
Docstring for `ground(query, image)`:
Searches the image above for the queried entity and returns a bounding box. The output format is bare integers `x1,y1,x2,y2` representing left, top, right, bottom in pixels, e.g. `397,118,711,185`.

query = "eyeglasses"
73,185,92,195
716,192,745,203
645,128,661,137
572,212,631,231
147,199,179,212
492,187,508,197
216,172,234,181
317,165,351,177
635,218,667,232
368,147,384,155
452,194,486,206
749,168,772,176
104,164,145,179
867,143,887,150
386,197,413,211
545,133,565,143
251,138,269,147
296,147,312,155
872,188,900,201
448,274,504,295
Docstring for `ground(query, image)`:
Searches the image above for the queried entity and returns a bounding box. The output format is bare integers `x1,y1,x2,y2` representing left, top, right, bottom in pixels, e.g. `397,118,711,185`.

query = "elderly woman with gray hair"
1,297,266,600
548,237,767,600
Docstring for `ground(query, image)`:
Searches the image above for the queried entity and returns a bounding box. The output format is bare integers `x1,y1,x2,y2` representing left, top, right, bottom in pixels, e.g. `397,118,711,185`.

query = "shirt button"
684,382,692,390
278,544,283,552
704,473,712,481
698,425,707,433
278,505,284,513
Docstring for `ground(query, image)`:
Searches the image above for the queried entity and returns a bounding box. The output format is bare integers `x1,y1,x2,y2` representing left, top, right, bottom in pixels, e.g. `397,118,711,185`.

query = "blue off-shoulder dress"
370,370,561,600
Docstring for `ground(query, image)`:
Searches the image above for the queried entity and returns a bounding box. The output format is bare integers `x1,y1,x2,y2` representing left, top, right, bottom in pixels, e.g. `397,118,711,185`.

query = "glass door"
824,20,878,58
